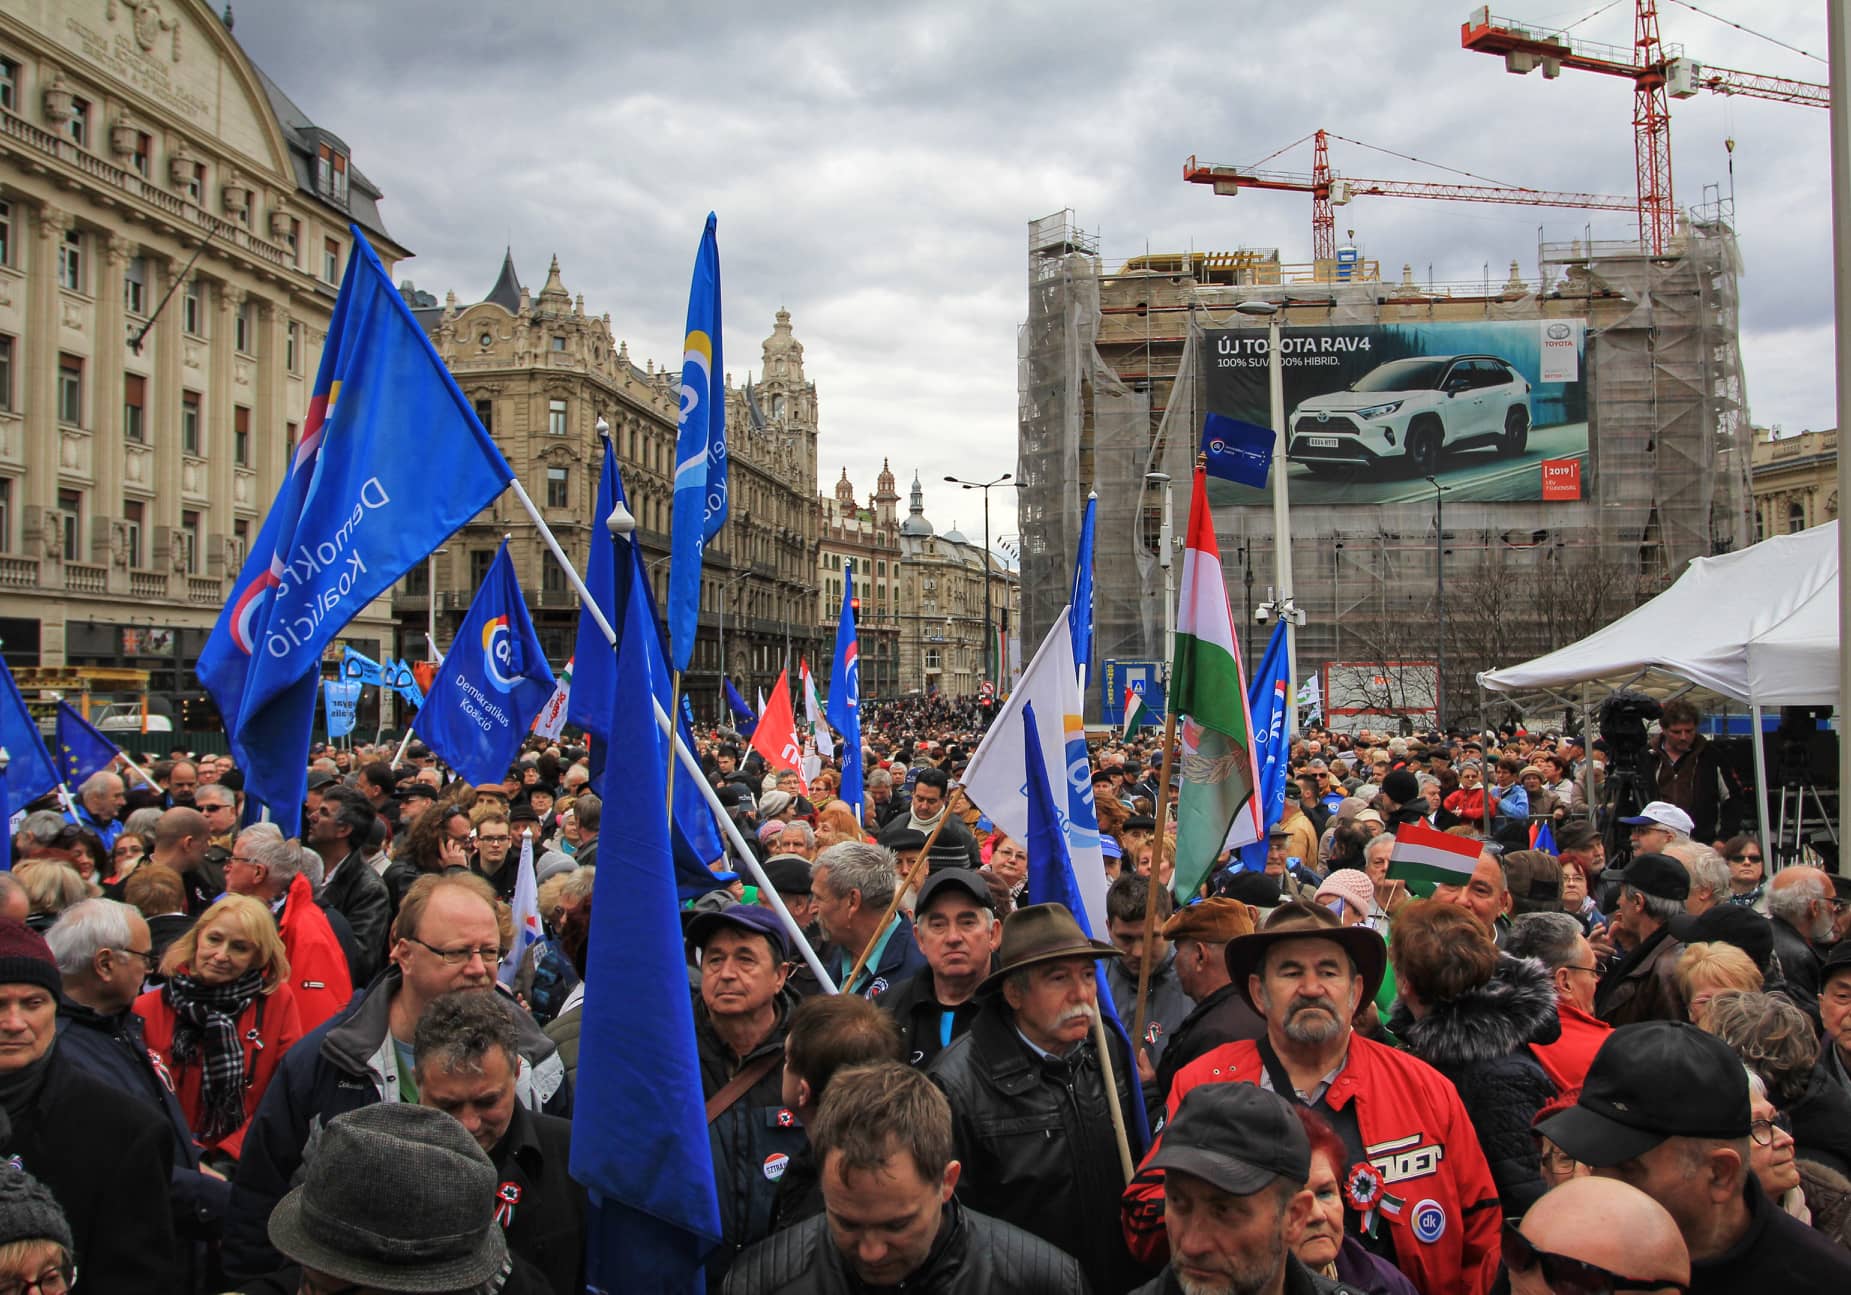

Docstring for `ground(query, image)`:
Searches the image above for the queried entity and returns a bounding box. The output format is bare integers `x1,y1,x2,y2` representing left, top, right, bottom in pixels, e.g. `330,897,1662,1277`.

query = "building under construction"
1017,209,1753,725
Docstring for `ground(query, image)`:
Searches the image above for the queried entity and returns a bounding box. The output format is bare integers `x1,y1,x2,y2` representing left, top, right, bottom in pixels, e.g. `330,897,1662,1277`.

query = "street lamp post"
1234,299,1299,734
1426,475,1449,729
1145,472,1176,676
716,567,753,700
945,472,1011,689
425,547,449,656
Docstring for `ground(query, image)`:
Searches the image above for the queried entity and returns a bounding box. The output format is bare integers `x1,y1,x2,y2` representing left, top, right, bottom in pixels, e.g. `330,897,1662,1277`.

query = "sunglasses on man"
1501,1220,1686,1294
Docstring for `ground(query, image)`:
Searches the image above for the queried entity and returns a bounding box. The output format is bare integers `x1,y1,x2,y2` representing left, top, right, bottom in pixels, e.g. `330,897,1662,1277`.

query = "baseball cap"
305,770,339,792
1621,853,1690,903
1162,898,1255,943
1148,1084,1310,1195
1618,801,1696,835
916,867,995,914
1354,808,1384,827
685,905,793,962
1536,1021,1750,1167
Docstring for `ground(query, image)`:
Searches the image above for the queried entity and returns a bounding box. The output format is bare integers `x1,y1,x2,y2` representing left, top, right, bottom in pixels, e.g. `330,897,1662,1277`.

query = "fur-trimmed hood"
1392,953,1561,1067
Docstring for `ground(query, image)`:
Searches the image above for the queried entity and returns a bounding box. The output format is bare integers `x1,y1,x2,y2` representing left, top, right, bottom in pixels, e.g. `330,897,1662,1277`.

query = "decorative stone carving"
42,73,76,127
182,458,202,495
184,340,203,370
235,357,254,386
42,514,61,561
60,430,87,473
107,0,182,62
61,298,84,330
124,444,151,486
234,470,254,507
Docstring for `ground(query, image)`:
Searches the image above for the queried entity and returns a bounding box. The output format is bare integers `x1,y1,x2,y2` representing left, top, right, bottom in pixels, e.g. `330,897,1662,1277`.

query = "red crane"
1461,3,1829,255
1183,128,1637,264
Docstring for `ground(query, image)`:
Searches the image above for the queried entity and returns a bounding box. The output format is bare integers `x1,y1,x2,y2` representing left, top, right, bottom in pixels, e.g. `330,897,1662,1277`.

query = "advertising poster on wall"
1202,319,1587,505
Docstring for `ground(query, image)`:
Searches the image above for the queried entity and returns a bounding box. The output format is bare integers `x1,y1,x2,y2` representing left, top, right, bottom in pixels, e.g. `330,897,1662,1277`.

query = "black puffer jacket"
723,1199,1089,1295
928,1002,1148,1293
1390,954,1559,1215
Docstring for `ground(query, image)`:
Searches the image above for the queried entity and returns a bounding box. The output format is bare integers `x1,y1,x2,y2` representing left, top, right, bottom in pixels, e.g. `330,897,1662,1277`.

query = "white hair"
45,898,137,976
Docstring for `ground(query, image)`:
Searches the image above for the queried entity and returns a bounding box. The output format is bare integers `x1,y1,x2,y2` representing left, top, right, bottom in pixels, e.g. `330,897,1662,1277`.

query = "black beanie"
1381,770,1421,806
0,919,60,1000
0,1163,73,1253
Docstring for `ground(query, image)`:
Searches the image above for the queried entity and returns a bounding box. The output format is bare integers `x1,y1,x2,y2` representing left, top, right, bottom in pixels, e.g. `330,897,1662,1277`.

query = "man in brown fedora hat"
1123,904,1500,1295
1149,898,1266,1109
928,903,1149,1291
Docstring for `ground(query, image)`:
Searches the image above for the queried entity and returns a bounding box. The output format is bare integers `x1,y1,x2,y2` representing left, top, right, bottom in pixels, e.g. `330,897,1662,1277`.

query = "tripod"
1770,737,1839,871
1599,754,1657,873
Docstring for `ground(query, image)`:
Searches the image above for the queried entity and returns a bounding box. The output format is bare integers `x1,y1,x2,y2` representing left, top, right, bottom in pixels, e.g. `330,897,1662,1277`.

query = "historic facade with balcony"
817,460,904,700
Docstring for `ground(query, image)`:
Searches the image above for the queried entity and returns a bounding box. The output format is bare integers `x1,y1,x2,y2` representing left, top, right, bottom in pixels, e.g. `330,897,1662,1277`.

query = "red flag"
749,669,807,791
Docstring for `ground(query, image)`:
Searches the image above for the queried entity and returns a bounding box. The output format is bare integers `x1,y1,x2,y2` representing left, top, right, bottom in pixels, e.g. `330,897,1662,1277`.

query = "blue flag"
385,658,425,708
571,566,722,1292
417,542,556,786
53,702,119,789
667,214,726,674
566,432,628,799
1237,621,1292,872
340,645,385,686
197,227,512,822
1070,492,1096,687
1201,412,1275,489
323,679,362,739
1021,701,1150,1159
1530,820,1557,854
722,678,757,738
827,563,863,823
0,661,57,812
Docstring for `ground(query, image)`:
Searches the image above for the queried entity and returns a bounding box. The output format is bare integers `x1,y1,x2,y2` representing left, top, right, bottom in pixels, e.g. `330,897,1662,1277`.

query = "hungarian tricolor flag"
1122,686,1151,738
1388,820,1482,895
532,657,573,739
1169,464,1257,899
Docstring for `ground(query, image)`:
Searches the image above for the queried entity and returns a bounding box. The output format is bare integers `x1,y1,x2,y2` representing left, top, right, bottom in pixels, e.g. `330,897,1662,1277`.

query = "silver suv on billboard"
1286,354,1532,478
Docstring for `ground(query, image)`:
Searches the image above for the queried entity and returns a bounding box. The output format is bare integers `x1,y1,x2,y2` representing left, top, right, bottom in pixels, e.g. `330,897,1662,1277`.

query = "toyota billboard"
1202,318,1588,504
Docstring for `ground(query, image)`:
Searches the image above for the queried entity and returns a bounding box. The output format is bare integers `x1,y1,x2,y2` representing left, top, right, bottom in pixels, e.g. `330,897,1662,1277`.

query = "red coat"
1528,997,1610,1095
276,871,353,1032
1123,1034,1501,1295
134,980,304,1161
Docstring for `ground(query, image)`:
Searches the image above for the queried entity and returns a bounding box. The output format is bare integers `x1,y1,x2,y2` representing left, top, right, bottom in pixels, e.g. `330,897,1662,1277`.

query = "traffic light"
849,596,860,623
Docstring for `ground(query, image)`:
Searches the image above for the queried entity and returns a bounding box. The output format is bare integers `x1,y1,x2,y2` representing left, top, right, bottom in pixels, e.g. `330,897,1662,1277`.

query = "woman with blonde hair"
1676,940,1763,1026
134,893,303,1162
15,860,92,932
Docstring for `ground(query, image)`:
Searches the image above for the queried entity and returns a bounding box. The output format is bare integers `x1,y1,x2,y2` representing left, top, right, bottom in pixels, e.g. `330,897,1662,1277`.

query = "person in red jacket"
136,892,304,1163
222,827,353,1032
1505,911,1612,1094
1123,902,1501,1295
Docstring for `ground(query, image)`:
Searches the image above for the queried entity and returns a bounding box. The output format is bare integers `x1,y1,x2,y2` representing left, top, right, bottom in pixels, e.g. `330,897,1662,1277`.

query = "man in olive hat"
928,903,1146,1292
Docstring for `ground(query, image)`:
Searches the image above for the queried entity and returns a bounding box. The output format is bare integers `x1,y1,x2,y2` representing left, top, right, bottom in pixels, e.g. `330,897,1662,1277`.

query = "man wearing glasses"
467,812,519,903
222,872,573,1284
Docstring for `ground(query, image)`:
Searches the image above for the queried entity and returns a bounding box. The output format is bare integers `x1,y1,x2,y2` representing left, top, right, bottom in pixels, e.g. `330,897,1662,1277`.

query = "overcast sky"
230,0,1833,547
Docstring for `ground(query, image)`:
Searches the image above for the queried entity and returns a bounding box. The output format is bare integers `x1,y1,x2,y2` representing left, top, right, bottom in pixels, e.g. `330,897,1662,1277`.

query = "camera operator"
1650,699,1734,844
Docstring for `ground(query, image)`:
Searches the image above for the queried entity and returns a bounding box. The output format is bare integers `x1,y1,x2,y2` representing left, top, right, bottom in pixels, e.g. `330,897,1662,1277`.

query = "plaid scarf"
165,969,265,1140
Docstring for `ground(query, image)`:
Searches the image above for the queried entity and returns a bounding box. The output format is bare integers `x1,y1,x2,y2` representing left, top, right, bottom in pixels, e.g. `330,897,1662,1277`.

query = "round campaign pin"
1412,1199,1446,1244
763,1152,790,1182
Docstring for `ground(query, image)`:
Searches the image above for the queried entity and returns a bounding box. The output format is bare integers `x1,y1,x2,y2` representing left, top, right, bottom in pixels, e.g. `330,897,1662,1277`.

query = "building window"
234,300,253,353
542,559,566,594
122,499,143,569
57,354,82,426
0,335,12,412
180,509,200,575
123,374,146,442
0,478,10,553
183,279,202,335
285,421,298,457
316,143,349,204
546,467,569,509
59,229,84,293
283,217,300,264
129,130,152,178
1788,501,1806,534
0,200,10,267
183,161,203,204
234,405,251,466
65,97,89,148
548,398,567,436
181,390,201,454
323,237,340,284
230,519,249,572
551,336,566,352
58,489,82,562
123,256,147,315
281,320,297,372
0,57,16,112
474,398,493,435
470,549,494,587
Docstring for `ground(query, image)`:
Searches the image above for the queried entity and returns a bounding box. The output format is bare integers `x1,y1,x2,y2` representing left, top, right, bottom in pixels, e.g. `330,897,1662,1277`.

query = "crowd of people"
0,693,1847,1294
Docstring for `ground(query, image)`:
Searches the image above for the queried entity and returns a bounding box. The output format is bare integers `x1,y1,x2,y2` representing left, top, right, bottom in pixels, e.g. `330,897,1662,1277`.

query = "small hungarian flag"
532,657,573,739
1388,820,1482,895
1122,686,1150,738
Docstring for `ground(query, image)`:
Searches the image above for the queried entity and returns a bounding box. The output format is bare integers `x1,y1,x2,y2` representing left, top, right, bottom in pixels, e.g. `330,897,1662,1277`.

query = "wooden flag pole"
1131,706,1181,1058
1093,1011,1136,1183
842,812,951,993
666,670,684,819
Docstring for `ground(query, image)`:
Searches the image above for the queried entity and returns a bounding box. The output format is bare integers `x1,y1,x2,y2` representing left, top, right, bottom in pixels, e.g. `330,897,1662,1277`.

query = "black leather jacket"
723,1199,1089,1295
927,1002,1149,1293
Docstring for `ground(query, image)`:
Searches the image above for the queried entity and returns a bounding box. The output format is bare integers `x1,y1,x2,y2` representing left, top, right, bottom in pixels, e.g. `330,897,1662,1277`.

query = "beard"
1174,1229,1287,1295
1280,996,1345,1045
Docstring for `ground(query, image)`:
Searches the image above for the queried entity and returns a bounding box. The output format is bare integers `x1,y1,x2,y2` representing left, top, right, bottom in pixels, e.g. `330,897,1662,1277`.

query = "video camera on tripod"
1597,690,1661,869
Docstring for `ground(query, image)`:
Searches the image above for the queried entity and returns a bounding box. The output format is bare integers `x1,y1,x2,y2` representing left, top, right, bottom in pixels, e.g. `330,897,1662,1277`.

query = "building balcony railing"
129,571,169,600
65,563,108,595
0,556,36,588
186,576,223,604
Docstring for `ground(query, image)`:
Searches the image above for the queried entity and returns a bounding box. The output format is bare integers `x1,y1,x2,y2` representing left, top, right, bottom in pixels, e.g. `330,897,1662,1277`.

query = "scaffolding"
1017,211,1754,722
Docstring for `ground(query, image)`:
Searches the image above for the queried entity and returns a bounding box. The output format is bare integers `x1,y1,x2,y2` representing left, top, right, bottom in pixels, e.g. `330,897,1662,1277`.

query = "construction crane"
1462,3,1829,255
1183,128,1637,265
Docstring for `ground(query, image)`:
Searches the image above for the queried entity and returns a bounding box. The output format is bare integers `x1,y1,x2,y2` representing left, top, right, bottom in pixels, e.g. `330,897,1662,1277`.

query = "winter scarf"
166,969,265,1139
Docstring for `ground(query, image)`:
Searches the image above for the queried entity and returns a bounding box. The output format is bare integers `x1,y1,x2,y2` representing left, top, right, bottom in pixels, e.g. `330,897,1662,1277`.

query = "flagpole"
392,726,416,766
1132,683,1182,1058
843,813,951,993
1093,1012,1136,1183
665,670,684,819
507,476,837,994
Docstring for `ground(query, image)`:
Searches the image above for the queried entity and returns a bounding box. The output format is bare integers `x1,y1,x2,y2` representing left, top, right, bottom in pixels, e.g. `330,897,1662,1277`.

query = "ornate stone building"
893,473,1019,698
817,460,903,699
404,259,820,718
0,1,402,720
1750,427,1837,541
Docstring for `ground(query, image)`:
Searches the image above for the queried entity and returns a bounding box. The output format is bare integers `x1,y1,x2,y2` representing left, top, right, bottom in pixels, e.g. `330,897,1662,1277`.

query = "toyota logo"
1317,410,1329,422
1547,322,1572,340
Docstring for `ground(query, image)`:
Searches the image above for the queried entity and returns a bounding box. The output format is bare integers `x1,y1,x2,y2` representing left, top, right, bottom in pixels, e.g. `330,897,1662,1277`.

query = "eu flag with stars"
667,214,726,674
827,562,862,822
1201,411,1275,489
417,541,556,786
0,659,57,814
197,226,512,822
53,702,118,788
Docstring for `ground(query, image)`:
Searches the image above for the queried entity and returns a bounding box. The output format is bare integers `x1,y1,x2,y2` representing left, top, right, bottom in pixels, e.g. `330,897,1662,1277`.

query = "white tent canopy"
1478,521,1840,709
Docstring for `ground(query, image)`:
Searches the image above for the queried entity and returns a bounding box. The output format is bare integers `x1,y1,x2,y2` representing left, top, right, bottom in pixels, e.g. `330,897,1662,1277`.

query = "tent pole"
1750,702,1774,871
1830,1,1851,815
